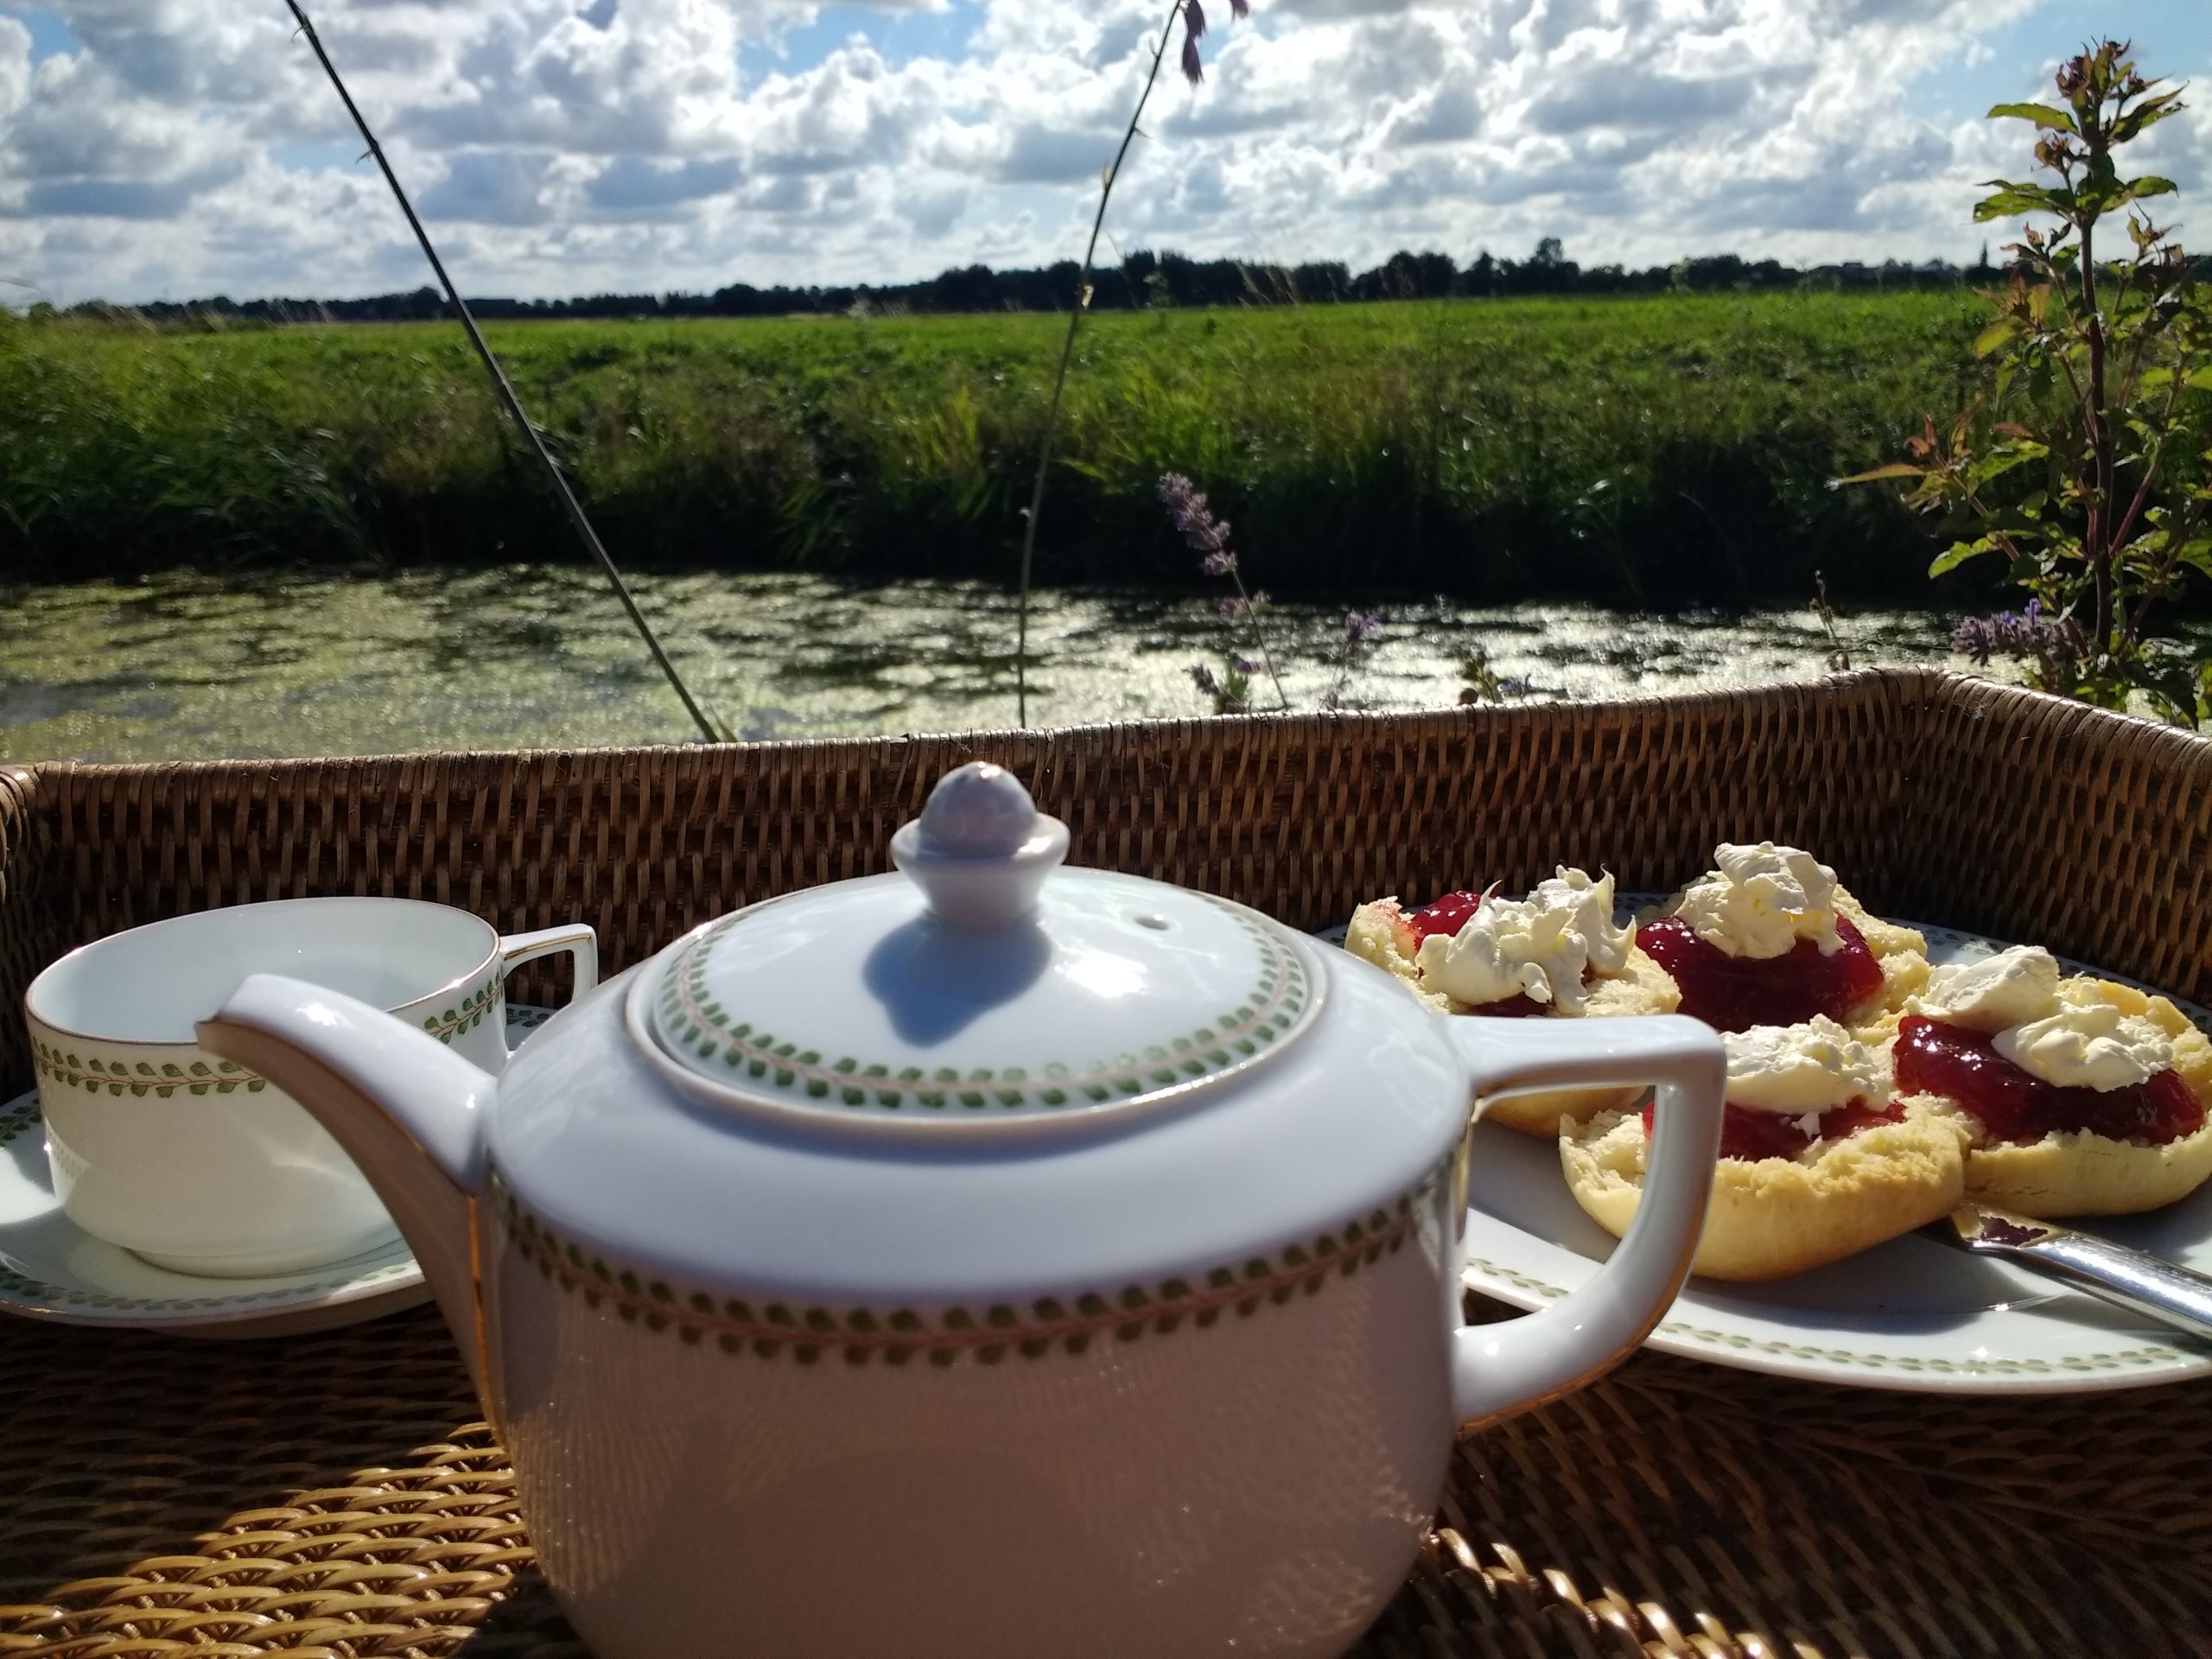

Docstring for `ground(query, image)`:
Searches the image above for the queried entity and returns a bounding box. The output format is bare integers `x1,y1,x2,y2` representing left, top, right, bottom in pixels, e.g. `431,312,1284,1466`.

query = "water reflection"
0,565,2007,763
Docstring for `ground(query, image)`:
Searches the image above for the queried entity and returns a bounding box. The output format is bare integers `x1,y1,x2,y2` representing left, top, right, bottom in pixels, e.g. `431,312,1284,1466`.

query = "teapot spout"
198,974,494,1393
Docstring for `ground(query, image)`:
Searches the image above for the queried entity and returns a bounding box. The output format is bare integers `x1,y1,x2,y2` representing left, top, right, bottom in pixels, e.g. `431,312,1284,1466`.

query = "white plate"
1322,911,2212,1393
0,1003,556,1339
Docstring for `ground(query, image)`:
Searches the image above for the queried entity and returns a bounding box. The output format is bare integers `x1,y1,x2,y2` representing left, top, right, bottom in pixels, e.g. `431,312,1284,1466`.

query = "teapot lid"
638,764,1322,1130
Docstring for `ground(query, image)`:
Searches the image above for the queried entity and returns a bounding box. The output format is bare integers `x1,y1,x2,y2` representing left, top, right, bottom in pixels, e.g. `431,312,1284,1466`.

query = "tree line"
45,238,2056,327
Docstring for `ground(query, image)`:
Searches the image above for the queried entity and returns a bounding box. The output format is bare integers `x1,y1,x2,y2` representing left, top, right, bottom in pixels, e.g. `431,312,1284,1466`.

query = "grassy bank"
0,291,1986,602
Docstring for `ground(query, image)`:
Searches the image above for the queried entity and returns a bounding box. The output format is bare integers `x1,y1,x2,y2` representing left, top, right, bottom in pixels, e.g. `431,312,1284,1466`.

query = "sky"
0,0,2206,307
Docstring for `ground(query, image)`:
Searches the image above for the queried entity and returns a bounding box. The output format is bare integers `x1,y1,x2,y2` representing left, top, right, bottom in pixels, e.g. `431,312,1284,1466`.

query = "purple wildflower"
1181,0,1248,84
1950,598,2076,665
1342,609,1384,649
1235,657,1262,674
1188,663,1222,696
1497,676,1533,697
1159,472,1234,573
1180,0,1206,83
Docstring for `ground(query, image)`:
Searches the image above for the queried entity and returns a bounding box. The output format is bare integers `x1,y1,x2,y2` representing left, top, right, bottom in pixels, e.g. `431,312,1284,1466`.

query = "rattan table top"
1,1296,2206,1658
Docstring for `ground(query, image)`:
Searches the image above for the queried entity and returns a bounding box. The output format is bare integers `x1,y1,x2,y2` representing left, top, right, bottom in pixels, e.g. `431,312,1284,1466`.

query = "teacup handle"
499,925,601,1054
1442,1014,1724,1430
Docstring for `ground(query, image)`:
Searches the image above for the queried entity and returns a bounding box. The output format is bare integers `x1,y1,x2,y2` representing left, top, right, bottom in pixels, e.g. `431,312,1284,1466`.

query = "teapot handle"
1441,1014,1724,1430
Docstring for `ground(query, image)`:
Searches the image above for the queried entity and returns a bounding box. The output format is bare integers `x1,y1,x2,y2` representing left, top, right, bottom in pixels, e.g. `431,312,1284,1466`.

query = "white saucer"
1321,909,2212,1394
0,1004,555,1339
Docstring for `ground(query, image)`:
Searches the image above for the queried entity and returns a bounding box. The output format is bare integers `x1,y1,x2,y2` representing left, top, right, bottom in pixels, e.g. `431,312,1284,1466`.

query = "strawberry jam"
1462,994,1552,1018
1408,890,1485,943
1892,1014,2202,1145
1643,1097,1904,1160
1636,913,1884,1033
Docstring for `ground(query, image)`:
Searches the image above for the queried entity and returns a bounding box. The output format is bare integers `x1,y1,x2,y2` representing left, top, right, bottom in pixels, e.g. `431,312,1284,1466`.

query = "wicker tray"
3,669,2209,1657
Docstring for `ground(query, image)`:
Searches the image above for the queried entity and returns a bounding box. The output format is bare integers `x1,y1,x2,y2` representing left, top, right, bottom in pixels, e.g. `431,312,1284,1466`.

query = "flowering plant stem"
1843,39,2210,726
285,0,725,744
1014,0,1187,728
1228,570,1290,709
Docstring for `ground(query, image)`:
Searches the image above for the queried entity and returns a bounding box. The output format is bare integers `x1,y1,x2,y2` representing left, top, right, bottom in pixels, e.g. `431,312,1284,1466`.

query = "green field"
0,292,1987,602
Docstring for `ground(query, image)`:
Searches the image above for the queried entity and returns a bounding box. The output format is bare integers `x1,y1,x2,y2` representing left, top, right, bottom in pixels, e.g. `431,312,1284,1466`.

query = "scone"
1346,868,1678,1137
1635,842,1928,1032
1560,1016,1967,1281
1869,946,2212,1217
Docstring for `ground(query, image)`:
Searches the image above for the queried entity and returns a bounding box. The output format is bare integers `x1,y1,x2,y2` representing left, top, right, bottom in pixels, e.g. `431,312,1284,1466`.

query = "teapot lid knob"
890,764,1070,927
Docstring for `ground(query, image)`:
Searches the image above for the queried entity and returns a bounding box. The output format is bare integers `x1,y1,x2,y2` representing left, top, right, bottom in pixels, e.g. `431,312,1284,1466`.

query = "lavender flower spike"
1230,0,1249,16
1159,471,1235,574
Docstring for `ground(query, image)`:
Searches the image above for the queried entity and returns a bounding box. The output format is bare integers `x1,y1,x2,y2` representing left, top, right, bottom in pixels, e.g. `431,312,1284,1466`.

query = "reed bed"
0,289,1985,602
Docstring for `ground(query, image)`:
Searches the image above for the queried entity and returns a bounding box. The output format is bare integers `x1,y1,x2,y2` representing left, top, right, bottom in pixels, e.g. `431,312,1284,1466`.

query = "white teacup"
24,898,596,1277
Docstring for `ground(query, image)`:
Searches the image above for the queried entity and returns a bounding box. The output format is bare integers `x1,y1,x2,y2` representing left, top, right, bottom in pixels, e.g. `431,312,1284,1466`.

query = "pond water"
0,567,1996,764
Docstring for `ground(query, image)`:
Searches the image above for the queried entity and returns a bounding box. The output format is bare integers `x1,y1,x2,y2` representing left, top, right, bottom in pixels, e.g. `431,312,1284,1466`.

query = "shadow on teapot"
861,913,1054,1046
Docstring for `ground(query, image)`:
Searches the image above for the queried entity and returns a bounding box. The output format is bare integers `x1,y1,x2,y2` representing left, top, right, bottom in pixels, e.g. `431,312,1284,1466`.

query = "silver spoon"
1927,1202,2212,1340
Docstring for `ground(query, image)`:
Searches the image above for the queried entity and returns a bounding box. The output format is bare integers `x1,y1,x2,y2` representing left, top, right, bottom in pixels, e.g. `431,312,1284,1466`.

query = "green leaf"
2112,97,2182,143
1835,463,1924,485
1975,188,2058,223
1973,315,2024,357
1986,102,2075,132
2113,177,2178,207
1929,542,1989,577
1969,448,2047,487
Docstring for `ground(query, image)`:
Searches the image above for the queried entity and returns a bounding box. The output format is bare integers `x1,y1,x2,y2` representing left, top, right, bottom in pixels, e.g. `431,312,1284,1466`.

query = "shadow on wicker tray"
0,1306,478,1600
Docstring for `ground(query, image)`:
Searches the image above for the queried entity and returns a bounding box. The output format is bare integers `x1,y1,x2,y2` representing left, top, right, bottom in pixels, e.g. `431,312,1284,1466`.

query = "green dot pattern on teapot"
657,901,1310,1114
495,1150,1455,1367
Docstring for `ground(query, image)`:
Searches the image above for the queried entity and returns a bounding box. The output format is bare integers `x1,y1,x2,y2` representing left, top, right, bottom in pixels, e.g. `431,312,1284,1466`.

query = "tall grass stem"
283,0,724,744
1015,0,1184,728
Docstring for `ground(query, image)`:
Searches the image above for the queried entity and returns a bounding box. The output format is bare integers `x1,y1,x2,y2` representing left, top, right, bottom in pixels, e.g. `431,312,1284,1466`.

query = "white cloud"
0,16,29,124
0,0,2202,302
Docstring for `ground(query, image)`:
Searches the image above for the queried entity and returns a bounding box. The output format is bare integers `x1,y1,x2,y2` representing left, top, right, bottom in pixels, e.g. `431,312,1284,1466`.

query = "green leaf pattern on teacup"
418,969,505,1044
499,1153,1450,1366
660,901,1309,1112
30,1040,268,1099
30,970,506,1102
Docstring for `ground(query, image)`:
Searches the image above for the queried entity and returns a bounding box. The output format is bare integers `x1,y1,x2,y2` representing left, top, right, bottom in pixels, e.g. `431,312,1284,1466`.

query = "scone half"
1835,887,1931,1020
1346,895,1677,1138
1560,1103,1967,1282
1878,977,2212,1218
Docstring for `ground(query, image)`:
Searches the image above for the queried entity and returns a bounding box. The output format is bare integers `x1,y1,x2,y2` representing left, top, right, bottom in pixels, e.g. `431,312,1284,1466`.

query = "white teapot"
201,763,1722,1659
